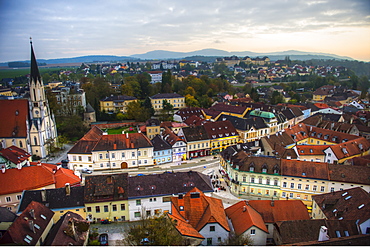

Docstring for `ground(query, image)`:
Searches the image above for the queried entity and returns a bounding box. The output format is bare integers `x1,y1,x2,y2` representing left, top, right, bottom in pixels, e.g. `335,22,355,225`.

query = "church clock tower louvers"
28,38,57,158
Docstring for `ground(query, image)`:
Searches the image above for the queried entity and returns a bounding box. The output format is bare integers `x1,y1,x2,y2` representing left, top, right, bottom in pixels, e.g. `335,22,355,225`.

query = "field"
0,67,73,80
106,126,137,135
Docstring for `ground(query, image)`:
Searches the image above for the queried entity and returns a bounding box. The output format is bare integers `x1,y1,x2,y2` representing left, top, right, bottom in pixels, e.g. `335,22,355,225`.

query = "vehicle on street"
100,219,111,224
99,233,108,246
81,168,93,174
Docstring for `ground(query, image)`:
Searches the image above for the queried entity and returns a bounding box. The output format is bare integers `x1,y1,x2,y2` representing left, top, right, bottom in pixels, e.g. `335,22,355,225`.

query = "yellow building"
150,93,185,112
100,95,137,113
84,174,129,222
312,85,334,102
204,120,240,154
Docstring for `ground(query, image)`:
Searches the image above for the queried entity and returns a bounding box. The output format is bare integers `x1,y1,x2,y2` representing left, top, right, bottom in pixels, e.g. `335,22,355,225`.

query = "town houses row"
1,166,369,245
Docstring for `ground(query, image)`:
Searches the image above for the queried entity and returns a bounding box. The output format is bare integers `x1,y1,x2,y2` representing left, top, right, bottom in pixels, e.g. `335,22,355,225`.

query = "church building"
0,40,58,158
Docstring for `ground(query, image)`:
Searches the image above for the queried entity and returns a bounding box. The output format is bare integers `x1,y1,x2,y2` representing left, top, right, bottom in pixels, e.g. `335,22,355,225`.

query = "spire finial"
30,37,32,44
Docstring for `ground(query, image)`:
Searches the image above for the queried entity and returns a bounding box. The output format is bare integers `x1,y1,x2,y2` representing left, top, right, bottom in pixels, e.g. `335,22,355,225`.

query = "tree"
185,94,200,107
123,213,185,246
235,73,244,83
219,231,253,246
126,101,150,122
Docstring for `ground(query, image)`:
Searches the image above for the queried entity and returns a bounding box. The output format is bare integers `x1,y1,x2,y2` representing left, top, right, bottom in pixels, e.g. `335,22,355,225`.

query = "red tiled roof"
0,99,29,138
81,126,103,141
210,103,247,115
168,214,204,239
248,200,310,223
0,145,31,164
314,103,330,109
171,187,230,233
327,137,370,160
296,145,329,156
281,159,329,180
225,201,268,235
54,168,81,188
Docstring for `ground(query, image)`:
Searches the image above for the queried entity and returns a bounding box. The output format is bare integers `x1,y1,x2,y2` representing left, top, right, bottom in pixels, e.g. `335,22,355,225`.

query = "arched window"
34,136,38,145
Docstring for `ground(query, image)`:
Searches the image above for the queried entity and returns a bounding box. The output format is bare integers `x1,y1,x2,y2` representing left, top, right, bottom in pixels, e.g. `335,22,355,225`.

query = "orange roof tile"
168,214,204,239
225,201,268,235
248,200,310,223
296,145,330,156
328,137,370,160
54,167,81,188
0,166,55,195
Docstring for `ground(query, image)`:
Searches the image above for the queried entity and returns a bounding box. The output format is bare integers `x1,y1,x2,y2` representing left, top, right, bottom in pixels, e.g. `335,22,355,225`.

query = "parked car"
99,233,108,246
81,168,93,174
100,219,111,224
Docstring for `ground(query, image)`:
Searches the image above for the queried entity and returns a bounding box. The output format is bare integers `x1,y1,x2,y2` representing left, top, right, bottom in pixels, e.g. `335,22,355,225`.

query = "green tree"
235,73,244,83
123,213,185,246
184,86,196,96
126,101,150,122
185,94,200,107
270,91,284,105
219,231,253,246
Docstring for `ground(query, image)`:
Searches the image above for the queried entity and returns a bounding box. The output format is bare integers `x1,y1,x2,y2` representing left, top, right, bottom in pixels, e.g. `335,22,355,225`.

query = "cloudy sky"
0,0,369,62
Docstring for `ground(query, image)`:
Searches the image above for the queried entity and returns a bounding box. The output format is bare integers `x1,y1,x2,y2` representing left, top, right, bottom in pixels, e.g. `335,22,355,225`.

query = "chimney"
243,206,246,212
29,220,36,233
318,226,330,241
65,183,71,196
37,161,41,166
41,188,47,202
17,162,22,170
1,167,5,173
29,209,36,219
126,132,129,139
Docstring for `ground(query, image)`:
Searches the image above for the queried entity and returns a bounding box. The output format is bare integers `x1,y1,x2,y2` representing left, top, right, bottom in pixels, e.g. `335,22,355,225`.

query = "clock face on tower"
35,110,39,115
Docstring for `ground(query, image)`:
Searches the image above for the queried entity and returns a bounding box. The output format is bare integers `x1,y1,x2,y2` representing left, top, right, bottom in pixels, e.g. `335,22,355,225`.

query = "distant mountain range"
1,49,354,67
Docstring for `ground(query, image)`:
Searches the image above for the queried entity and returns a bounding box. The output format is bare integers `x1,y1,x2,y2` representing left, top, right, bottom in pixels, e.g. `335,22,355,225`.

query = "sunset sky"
0,0,369,62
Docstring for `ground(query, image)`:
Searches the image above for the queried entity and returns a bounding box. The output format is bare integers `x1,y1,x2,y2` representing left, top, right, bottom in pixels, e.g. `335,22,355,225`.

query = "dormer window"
249,166,254,172
262,164,268,173
342,148,348,154
324,135,329,140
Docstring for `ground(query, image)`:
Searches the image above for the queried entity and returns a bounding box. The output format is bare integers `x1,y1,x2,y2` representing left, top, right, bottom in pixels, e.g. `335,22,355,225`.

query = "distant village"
0,44,370,246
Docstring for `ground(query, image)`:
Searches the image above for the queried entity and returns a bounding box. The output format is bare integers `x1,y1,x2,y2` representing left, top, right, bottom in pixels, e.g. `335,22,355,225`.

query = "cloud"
0,0,369,62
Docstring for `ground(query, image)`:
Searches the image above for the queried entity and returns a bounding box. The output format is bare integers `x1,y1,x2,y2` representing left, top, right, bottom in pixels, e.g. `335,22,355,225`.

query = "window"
283,182,287,188
243,176,246,182
259,177,262,184
179,206,184,211
250,229,256,235
132,152,135,157
78,156,82,161
290,183,294,189
88,156,92,162
99,154,103,159
17,194,22,200
112,153,115,159
251,177,255,183
112,205,117,211
313,185,317,191
105,153,109,159
335,231,341,237
6,197,11,202
138,151,141,156
289,193,293,198
305,185,309,190
298,184,302,189
210,226,215,232
121,204,125,211
134,212,141,218
331,187,335,192
282,192,286,197
266,178,270,185
321,186,325,192
95,206,100,213
344,231,349,237
250,166,254,172
207,238,213,246
104,205,109,212
122,152,125,158
274,179,278,186
136,200,141,206
262,168,267,173
87,207,92,212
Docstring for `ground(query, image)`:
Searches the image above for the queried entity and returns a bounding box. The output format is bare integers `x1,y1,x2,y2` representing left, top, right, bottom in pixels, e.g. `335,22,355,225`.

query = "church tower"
28,38,58,158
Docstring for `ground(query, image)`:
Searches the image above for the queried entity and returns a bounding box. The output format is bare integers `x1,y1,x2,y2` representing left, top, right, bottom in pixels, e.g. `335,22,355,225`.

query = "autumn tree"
123,213,185,246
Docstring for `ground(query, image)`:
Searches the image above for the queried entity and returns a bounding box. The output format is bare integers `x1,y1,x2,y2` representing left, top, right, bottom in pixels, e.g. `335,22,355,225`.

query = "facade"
313,85,335,102
150,93,185,111
147,71,162,84
178,125,210,160
52,87,86,115
203,120,240,154
151,135,173,165
128,172,213,221
68,127,154,171
99,95,137,113
162,126,187,162
84,173,129,222
145,118,161,140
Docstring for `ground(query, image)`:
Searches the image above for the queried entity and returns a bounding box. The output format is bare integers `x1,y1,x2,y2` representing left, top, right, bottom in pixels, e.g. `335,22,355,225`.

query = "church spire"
30,37,41,84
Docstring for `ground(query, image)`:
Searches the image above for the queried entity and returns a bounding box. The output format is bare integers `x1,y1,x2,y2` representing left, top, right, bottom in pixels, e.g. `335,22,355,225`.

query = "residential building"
150,93,185,111
296,145,329,162
68,127,154,171
145,118,160,140
203,120,240,155
0,163,80,212
84,173,129,222
208,103,249,120
312,187,370,234
178,125,210,159
128,171,213,221
274,219,361,245
17,185,85,222
162,126,187,162
313,85,335,102
174,107,205,123
0,201,54,245
99,95,137,114
225,201,268,245
220,146,282,200
151,135,172,165
249,110,279,134
43,211,90,246
0,145,31,169
327,164,370,192
147,71,162,84
51,87,86,115
169,187,230,246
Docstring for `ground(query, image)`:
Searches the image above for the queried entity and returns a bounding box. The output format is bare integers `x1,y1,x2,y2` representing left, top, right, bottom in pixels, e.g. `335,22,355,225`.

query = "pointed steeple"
30,37,41,84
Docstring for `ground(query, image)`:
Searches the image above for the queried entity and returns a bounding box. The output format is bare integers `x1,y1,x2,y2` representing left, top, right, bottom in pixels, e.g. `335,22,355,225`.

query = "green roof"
250,110,275,119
